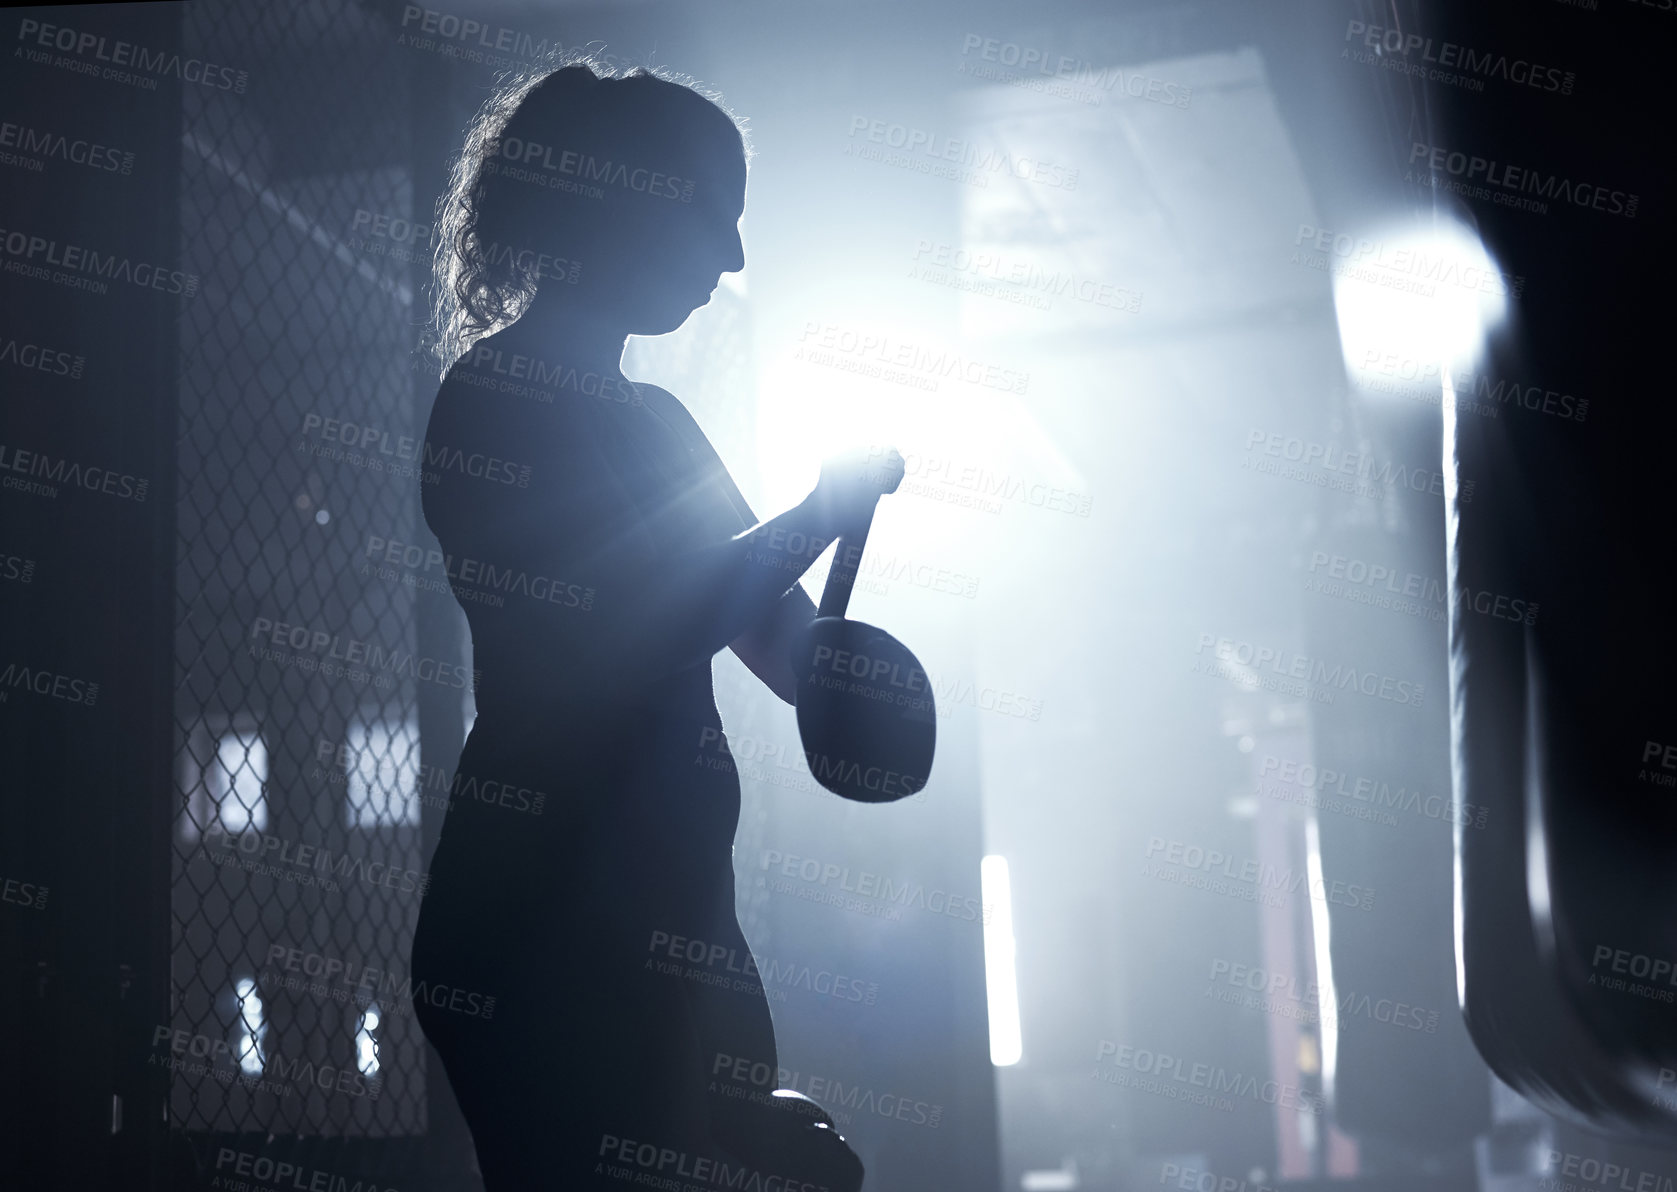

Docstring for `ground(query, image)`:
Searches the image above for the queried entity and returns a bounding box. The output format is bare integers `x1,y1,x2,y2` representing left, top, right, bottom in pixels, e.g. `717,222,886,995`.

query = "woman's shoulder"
429,336,600,443
627,381,758,529
446,329,645,412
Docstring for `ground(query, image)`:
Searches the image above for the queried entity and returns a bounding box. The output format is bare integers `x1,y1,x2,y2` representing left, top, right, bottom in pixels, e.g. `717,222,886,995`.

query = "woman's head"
431,59,750,371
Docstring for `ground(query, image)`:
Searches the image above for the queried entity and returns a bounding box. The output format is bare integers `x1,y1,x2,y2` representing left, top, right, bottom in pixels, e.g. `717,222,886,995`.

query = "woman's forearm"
583,490,847,688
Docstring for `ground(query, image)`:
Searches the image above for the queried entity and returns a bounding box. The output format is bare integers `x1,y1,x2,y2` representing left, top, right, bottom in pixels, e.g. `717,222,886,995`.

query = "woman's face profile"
575,140,748,339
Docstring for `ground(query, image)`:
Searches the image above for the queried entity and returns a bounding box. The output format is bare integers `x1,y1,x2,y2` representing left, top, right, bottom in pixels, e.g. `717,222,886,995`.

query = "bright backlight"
1330,215,1508,399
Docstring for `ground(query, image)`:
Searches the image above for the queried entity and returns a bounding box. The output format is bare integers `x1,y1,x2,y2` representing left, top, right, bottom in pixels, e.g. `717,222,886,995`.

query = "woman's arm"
578,468,893,696
628,382,865,703
729,584,818,705
424,371,899,701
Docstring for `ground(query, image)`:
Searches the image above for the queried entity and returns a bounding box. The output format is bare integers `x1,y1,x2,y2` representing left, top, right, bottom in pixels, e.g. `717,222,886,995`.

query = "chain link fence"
169,0,429,1142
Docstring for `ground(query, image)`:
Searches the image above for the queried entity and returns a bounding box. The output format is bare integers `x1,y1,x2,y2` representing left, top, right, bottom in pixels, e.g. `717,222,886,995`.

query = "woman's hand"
813,446,905,522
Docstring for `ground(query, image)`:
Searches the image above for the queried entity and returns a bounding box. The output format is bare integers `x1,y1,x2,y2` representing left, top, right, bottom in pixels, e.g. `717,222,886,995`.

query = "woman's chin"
634,301,705,337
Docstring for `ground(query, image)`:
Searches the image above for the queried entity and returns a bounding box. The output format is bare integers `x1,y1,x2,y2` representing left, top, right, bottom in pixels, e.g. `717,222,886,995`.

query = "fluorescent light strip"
982,853,1023,1066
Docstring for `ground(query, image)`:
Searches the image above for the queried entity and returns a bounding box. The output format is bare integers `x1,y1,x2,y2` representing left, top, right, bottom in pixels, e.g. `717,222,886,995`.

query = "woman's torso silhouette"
410,322,779,1188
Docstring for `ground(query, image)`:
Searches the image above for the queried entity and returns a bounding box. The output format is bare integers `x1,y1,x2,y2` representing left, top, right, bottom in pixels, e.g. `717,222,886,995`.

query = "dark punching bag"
1438,0,1677,1144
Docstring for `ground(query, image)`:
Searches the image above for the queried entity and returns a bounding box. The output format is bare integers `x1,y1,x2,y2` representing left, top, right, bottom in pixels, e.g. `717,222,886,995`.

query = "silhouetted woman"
409,61,896,1191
